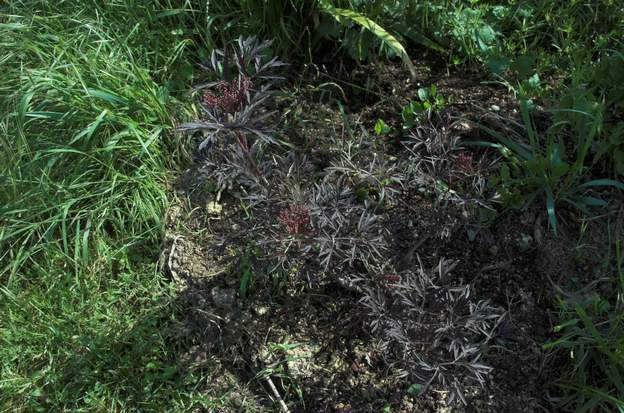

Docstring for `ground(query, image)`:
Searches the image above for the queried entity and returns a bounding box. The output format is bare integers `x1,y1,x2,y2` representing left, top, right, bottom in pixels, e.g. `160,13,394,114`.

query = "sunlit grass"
0,2,216,411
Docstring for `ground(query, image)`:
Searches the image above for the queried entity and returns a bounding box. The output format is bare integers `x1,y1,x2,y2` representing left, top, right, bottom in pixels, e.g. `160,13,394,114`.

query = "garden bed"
163,61,611,412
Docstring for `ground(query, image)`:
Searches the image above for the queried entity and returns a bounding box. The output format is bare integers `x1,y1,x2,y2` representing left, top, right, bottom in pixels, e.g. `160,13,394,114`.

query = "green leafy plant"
256,341,307,410
484,96,624,233
373,118,392,136
317,0,417,78
447,5,499,64
401,85,448,129
544,241,624,412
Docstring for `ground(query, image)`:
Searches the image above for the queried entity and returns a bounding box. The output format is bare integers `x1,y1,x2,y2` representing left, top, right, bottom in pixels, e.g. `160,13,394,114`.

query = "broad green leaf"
486,56,510,75
545,185,557,234
402,105,415,122
526,73,540,90
477,25,496,51
407,383,423,396
578,196,607,207
580,179,624,190
319,2,417,79
374,119,391,136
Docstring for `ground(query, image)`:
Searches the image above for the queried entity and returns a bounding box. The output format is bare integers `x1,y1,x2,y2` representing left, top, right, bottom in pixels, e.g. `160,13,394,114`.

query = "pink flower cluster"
455,151,475,174
449,151,478,186
278,205,311,236
202,77,253,113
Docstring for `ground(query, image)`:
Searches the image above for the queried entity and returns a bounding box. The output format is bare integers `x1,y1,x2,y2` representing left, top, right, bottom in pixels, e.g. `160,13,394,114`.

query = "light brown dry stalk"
263,374,291,413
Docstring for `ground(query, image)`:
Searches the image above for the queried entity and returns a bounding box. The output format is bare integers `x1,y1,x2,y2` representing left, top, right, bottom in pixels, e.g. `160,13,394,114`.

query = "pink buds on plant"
278,204,311,235
202,77,253,114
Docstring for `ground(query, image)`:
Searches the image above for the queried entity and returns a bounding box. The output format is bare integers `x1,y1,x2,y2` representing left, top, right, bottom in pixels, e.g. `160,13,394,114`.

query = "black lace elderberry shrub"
356,258,506,406
201,77,253,115
278,204,312,236
178,36,286,193
179,37,286,147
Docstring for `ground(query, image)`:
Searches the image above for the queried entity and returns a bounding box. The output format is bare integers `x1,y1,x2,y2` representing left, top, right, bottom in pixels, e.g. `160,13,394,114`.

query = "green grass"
0,2,218,411
544,239,624,412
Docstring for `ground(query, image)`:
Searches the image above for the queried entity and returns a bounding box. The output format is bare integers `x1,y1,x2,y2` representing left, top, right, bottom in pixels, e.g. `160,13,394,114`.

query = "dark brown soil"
163,61,612,412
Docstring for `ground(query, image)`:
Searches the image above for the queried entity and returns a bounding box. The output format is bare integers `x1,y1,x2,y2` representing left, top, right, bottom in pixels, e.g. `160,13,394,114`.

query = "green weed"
483,96,624,233
0,1,220,411
544,239,624,412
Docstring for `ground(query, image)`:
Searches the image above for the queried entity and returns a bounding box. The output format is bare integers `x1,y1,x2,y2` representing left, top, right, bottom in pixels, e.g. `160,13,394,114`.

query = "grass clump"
545,240,624,411
0,2,218,411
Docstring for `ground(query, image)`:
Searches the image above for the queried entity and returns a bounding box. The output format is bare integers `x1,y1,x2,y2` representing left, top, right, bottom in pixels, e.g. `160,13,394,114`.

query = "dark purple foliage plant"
178,37,286,185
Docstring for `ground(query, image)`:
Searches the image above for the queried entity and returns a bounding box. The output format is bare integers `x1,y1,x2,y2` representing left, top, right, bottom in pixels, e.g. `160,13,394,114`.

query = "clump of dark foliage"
180,37,507,406
179,36,286,199
358,258,504,405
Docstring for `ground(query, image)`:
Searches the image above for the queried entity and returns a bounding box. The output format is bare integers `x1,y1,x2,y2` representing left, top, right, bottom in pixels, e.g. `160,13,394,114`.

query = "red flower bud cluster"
455,151,474,174
202,77,253,113
278,204,312,236
449,151,478,186
384,274,402,283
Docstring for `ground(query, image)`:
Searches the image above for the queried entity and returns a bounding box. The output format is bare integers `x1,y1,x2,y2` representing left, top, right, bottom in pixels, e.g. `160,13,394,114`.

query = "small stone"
517,233,533,251
206,201,222,214
451,120,473,132
252,303,269,316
